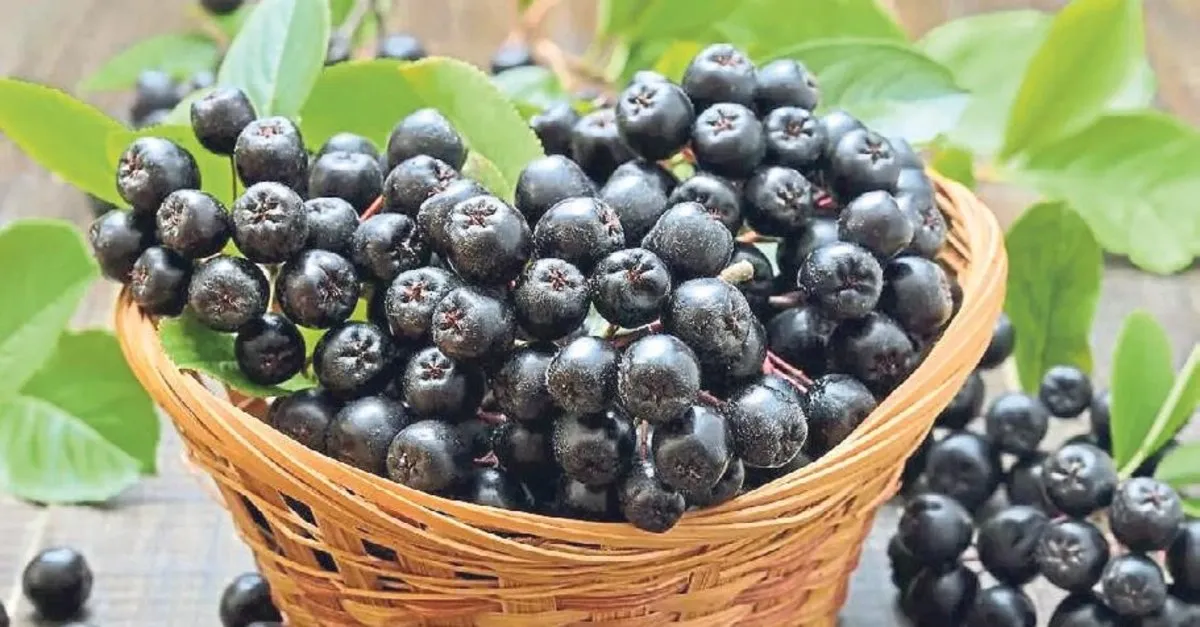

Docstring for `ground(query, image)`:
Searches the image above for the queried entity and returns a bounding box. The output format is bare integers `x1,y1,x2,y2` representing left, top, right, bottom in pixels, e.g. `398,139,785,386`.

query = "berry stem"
637,420,650,460
735,230,775,244
228,156,239,200
768,291,803,309
698,390,726,408
361,195,384,220
609,321,663,348
765,351,813,389
477,411,508,425
474,451,500,468
602,323,620,339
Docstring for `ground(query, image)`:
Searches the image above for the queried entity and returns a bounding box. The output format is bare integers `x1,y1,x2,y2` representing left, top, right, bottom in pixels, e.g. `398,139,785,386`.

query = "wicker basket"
114,173,1006,627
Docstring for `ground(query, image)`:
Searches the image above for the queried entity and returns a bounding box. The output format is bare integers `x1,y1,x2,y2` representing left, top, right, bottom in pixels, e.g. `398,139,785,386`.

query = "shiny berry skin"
668,173,743,235
552,410,636,487
766,306,836,379
818,109,866,160
701,315,767,392
377,32,426,60
267,388,340,452
829,129,900,198
831,312,916,396
401,346,485,421
317,133,380,160
129,246,192,316
302,197,358,257
1168,521,1200,600
731,242,775,319
533,197,625,274
680,43,756,112
1005,451,1058,514
898,493,973,567
923,431,1001,511
937,371,984,430
490,41,536,74
685,457,745,507
1047,594,1120,627
431,286,516,362
652,403,733,494
512,257,590,341
231,182,309,264
609,159,678,196
725,377,808,468
879,256,954,338
385,108,466,172
619,459,686,533
797,242,883,320
570,108,636,182
967,586,1036,627
465,467,533,511
977,505,1050,586
1039,365,1093,418
234,313,306,385
444,195,532,285
743,166,816,236
89,209,155,282
21,547,92,621
663,277,755,368
219,572,283,627
615,80,694,161
1141,596,1200,627
514,155,597,225
326,395,409,475
491,343,557,423
309,150,384,214
530,102,579,156
313,322,396,399
202,0,244,15
1042,441,1118,517
188,255,269,332
980,313,1016,369
984,393,1050,456
156,189,231,259
417,178,488,254
1035,519,1110,593
641,201,734,280
897,189,948,259
234,117,308,190
351,213,430,282
763,106,826,173
902,564,980,626
691,103,766,179
276,249,360,329
382,267,460,342
888,535,922,591
1102,554,1169,617
190,86,256,155
590,247,671,328
753,59,819,113
116,136,201,217
617,334,701,425
800,373,877,457
382,154,463,216
599,168,669,244
776,216,839,281
1110,477,1185,551
546,336,618,415
838,191,913,260
492,420,554,476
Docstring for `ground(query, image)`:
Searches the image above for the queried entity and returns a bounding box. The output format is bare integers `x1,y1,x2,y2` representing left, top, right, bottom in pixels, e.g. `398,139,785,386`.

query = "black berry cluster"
92,42,960,533
889,320,1199,625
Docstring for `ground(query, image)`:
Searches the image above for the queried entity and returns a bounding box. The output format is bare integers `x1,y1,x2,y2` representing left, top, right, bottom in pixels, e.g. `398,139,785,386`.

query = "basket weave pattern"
115,174,1006,626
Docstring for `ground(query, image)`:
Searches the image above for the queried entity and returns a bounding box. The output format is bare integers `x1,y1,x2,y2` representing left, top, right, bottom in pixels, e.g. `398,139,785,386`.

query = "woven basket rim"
114,172,1007,554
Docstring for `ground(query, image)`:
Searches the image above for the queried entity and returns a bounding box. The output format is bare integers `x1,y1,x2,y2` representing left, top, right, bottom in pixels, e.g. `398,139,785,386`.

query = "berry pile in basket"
91,43,958,533
889,320,1200,625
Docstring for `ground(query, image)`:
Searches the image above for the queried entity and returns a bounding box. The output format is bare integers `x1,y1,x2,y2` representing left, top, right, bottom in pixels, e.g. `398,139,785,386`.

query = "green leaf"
1155,441,1200,488
330,0,355,25
1003,201,1103,392
210,3,254,38
1108,311,1175,469
300,58,545,199
161,87,215,126
930,144,976,189
719,0,906,57
106,124,236,208
159,310,314,398
626,0,740,41
491,66,567,119
0,79,128,206
999,0,1146,160
216,0,331,118
1013,111,1200,274
0,221,98,402
763,39,968,144
652,41,704,83
596,0,645,38
1124,345,1200,476
463,152,511,200
1186,500,1200,518
79,34,220,92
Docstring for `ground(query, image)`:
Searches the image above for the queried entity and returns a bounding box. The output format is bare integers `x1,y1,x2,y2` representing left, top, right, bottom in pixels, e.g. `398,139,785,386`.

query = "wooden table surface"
1,1,1197,625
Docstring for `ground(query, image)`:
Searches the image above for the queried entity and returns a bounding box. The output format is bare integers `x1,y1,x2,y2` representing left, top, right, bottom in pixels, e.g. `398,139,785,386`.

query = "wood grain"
0,1,1196,625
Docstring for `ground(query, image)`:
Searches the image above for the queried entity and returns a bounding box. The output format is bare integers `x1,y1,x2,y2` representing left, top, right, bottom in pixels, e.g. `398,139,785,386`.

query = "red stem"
361,195,384,220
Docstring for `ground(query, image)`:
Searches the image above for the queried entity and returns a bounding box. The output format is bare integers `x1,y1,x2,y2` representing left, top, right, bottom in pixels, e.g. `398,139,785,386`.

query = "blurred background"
0,0,1197,625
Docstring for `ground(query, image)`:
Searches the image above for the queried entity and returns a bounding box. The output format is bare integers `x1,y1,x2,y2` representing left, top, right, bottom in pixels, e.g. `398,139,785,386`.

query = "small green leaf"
763,39,968,143
1004,201,1103,392
1186,499,1200,518
1124,345,1200,477
930,144,976,189
106,124,235,208
159,310,315,398
462,152,511,200
999,0,1146,160
1013,111,1200,274
79,34,220,92
626,0,739,41
652,41,704,83
0,79,127,206
720,0,906,56
596,0,645,38
1155,441,1200,489
0,221,98,402
216,0,331,118
300,58,545,199
1108,311,1175,470
491,66,567,119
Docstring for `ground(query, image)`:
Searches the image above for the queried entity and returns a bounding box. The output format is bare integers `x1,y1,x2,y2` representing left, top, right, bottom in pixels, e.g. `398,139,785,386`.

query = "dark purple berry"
800,374,876,457
1039,365,1093,418
187,255,269,332
691,103,766,179
984,393,1051,456
234,313,306,385
312,322,396,399
514,155,596,224
116,136,201,217
590,248,671,329
276,249,360,329
190,86,256,156
234,117,308,191
492,343,557,423
615,79,694,160
1036,518,1110,593
309,151,384,214
667,173,743,234
1110,477,1185,551
303,197,358,256
977,505,1050,586
641,201,734,280
617,334,701,425
763,106,825,173
552,410,635,487
533,196,625,274
797,242,883,320
681,43,756,112
546,336,618,415
753,59,819,113
400,346,485,421
1042,442,1118,517
743,166,816,236
382,154,463,216
512,258,590,341
350,213,429,282
431,286,516,362
385,108,466,172
231,182,309,264
382,267,460,342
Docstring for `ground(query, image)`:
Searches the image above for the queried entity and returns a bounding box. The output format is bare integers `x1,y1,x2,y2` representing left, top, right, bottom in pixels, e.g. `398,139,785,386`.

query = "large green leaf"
1003,201,1103,392
106,123,236,208
719,0,906,57
596,0,646,38
159,310,315,399
1013,111,1200,274
216,0,331,118
930,144,976,189
0,79,127,206
1108,311,1175,470
79,34,220,92
1128,345,1200,477
0,221,98,402
491,66,567,119
764,39,967,144
300,58,545,200
999,0,1146,160
1156,441,1200,489
626,0,740,42
652,41,705,83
